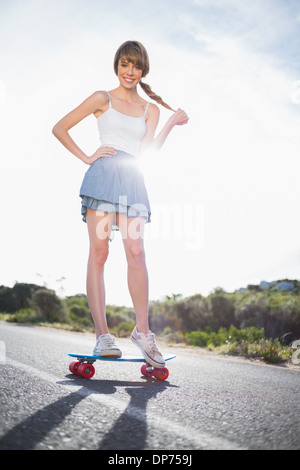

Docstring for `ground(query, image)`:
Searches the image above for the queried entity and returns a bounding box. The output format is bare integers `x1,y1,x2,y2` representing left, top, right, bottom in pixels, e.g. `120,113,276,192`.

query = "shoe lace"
101,334,116,347
144,332,159,353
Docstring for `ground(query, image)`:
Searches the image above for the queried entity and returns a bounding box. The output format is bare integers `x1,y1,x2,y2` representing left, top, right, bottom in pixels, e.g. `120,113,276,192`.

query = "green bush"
66,298,93,328
226,325,265,343
186,329,210,347
112,321,135,337
186,326,265,349
259,339,283,363
6,308,41,323
32,289,69,323
185,326,288,363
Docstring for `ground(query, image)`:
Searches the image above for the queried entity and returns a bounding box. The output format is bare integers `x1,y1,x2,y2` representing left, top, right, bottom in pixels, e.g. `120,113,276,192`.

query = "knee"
126,244,146,265
90,245,109,267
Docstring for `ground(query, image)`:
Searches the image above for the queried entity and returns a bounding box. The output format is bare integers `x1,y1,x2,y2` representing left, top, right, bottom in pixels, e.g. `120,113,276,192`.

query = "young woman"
52,40,188,368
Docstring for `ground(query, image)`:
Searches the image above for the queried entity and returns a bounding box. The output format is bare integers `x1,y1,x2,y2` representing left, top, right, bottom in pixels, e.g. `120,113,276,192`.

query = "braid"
140,81,175,112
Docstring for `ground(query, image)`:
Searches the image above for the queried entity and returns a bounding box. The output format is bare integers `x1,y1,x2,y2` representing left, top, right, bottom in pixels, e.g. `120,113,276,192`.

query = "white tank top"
97,91,149,157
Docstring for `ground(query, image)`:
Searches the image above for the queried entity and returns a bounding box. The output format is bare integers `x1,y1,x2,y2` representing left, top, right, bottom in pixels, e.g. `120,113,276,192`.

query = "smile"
123,77,135,83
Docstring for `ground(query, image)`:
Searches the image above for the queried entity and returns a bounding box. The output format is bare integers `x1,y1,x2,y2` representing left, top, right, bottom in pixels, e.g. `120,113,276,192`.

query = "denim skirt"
79,150,151,231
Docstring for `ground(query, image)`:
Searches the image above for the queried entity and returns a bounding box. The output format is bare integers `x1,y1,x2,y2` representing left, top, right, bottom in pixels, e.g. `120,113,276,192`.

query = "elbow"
52,122,66,140
52,123,60,138
52,121,69,140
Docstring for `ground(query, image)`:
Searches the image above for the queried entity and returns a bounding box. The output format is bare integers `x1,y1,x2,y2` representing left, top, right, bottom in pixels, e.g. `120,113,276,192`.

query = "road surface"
0,322,299,451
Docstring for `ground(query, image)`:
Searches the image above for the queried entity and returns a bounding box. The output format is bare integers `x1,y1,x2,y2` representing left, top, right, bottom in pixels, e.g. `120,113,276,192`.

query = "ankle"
135,326,150,335
96,329,110,338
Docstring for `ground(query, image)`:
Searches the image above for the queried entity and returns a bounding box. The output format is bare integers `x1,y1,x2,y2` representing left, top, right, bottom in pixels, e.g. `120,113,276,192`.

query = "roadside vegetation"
1,279,299,365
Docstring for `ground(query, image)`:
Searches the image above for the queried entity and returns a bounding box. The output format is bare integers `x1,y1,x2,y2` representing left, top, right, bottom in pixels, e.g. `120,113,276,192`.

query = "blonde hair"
113,41,175,112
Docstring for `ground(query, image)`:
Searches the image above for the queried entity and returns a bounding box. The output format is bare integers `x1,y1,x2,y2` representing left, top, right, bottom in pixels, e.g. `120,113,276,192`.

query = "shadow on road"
0,373,178,450
97,381,175,450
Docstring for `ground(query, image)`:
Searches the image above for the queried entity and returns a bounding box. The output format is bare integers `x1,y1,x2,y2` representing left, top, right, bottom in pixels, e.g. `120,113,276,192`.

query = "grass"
183,326,291,364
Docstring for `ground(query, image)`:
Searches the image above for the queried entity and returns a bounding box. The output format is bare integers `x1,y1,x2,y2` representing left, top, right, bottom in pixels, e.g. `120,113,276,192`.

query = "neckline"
110,107,145,119
97,107,146,120
105,90,148,119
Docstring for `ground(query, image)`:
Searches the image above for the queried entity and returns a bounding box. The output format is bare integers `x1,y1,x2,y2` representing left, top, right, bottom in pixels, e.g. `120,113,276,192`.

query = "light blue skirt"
80,150,151,231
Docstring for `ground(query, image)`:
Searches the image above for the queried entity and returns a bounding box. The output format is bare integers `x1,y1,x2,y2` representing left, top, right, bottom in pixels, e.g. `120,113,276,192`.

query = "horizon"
2,277,299,305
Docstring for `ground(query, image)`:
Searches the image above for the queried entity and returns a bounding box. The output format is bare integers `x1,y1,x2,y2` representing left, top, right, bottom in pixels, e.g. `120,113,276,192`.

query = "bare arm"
140,105,189,153
52,91,116,164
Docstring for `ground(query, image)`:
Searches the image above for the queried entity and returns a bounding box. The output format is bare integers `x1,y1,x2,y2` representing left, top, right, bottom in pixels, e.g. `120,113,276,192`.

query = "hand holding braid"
140,80,189,128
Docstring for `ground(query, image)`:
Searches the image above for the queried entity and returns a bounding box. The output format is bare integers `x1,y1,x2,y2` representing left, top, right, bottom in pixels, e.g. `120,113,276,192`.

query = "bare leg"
86,208,114,338
117,214,149,334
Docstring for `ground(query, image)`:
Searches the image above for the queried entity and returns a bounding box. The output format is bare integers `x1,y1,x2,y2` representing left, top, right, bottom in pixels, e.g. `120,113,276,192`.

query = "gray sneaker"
131,327,165,368
93,334,122,358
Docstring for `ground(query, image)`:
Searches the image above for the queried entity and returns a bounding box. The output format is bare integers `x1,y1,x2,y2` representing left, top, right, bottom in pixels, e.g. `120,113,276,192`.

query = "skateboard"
68,353,176,381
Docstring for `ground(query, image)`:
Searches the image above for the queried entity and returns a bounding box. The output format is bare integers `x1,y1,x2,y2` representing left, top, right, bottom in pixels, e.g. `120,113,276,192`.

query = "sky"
0,0,300,305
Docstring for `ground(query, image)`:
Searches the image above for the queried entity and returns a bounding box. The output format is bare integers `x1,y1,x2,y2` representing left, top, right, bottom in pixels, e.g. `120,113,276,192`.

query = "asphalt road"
0,322,299,451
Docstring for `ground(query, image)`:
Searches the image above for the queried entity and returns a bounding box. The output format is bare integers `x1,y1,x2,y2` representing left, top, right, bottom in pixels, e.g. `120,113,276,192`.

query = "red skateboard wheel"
69,361,81,375
141,364,154,377
78,363,95,379
153,367,169,381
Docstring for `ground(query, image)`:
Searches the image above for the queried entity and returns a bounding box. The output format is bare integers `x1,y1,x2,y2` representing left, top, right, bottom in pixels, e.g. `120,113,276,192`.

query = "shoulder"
146,102,160,120
89,90,110,117
145,103,160,134
90,90,109,107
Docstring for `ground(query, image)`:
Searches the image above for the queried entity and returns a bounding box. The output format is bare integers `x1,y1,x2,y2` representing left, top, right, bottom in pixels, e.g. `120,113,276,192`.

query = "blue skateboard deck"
68,353,176,362
68,353,176,380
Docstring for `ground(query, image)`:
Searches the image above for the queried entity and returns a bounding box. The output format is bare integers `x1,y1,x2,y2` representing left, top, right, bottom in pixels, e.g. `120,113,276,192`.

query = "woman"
52,40,188,368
